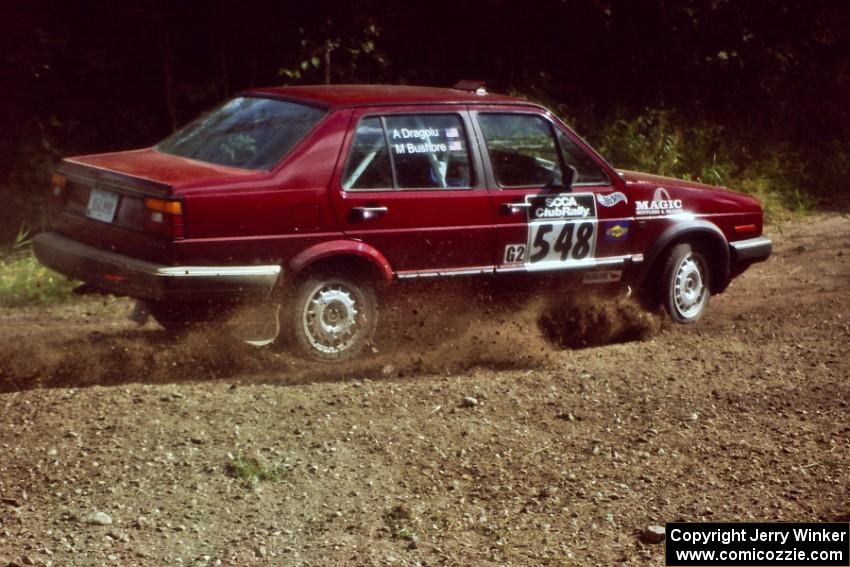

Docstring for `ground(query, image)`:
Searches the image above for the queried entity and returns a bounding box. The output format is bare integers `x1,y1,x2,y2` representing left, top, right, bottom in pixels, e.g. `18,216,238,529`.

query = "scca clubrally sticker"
526,193,597,221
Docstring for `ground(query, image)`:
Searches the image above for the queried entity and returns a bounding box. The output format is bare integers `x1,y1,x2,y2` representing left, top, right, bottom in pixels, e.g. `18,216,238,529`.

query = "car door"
329,106,495,276
471,109,633,283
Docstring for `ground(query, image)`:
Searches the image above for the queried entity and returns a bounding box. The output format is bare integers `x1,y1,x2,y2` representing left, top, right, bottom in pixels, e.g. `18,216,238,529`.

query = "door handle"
352,206,388,214
349,205,388,221
501,202,531,214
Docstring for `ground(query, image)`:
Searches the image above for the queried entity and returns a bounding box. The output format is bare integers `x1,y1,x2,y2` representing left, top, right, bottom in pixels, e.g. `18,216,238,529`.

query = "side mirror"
544,164,577,191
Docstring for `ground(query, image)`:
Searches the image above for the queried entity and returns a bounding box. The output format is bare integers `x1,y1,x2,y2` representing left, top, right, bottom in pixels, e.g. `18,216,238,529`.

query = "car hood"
66,148,262,190
618,169,726,192
619,169,762,211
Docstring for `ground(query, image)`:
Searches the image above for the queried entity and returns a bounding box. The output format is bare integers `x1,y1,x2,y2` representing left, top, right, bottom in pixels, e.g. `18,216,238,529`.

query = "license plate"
85,189,119,223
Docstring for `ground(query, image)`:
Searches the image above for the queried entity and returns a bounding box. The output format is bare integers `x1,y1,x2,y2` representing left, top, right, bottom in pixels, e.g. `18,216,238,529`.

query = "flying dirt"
0,278,662,392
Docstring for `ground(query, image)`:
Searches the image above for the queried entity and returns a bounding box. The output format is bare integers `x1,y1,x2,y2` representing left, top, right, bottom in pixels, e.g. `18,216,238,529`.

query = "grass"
0,225,78,308
588,108,824,222
385,504,419,542
224,454,285,483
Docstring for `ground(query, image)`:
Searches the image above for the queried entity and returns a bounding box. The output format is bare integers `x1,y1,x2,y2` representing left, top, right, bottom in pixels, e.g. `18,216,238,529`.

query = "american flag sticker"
448,140,463,151
445,127,459,137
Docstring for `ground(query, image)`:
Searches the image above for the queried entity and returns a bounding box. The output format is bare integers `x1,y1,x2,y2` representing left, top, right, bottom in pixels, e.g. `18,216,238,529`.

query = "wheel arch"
287,239,393,286
638,220,731,294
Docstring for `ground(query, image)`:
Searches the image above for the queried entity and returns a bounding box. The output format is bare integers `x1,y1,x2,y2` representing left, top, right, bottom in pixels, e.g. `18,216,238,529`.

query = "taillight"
144,197,184,239
49,173,67,207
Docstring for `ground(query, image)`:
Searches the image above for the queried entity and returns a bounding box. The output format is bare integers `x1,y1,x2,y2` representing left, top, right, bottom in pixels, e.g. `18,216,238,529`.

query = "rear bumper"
730,236,773,266
33,232,281,302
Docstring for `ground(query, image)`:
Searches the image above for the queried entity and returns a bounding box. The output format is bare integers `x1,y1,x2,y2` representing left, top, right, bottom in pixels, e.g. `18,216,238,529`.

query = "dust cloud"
0,282,661,392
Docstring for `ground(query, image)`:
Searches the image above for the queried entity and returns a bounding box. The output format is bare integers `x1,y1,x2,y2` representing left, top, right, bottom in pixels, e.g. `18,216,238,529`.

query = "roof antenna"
453,80,487,95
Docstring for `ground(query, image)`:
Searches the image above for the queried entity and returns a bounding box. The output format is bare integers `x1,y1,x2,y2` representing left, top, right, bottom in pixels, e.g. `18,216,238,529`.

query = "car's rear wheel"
661,243,710,323
290,274,377,362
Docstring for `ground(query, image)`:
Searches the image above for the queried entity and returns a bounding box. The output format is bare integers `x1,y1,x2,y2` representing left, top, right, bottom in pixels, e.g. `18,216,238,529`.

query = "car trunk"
49,148,253,264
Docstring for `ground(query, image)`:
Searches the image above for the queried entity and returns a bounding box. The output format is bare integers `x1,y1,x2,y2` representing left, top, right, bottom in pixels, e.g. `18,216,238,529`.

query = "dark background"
2,0,848,242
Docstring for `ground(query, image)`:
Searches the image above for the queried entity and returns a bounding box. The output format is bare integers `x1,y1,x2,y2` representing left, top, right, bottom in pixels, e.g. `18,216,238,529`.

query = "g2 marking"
503,244,526,264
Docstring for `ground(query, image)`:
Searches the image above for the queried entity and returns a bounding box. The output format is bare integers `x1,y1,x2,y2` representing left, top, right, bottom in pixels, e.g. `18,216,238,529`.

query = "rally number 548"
528,221,596,265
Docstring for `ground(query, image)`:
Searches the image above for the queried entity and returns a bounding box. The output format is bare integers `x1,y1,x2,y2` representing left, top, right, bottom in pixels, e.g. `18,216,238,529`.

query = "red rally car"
34,83,772,361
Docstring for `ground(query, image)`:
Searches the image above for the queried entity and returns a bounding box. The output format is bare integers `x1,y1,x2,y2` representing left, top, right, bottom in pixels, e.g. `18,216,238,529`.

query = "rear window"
156,97,326,170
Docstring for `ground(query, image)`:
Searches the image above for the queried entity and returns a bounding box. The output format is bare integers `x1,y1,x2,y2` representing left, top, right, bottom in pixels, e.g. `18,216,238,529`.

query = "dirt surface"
1,213,849,566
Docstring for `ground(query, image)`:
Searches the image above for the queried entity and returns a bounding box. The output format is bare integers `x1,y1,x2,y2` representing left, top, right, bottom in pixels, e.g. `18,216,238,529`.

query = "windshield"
156,97,326,170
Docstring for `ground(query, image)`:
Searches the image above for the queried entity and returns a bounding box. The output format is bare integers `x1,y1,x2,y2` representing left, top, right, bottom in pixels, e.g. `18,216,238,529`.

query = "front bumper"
730,236,773,266
33,232,281,302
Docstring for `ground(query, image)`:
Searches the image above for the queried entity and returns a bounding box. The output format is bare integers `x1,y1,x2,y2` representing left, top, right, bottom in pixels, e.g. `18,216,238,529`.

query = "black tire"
660,243,710,324
289,274,378,362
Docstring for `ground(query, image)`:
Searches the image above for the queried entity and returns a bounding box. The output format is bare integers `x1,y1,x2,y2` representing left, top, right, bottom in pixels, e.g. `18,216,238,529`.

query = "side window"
478,113,563,188
342,117,392,190
342,114,473,191
384,115,473,189
557,130,610,185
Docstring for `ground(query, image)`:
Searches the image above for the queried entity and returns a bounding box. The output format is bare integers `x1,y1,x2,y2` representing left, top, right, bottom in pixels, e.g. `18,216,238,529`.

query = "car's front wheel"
660,243,710,323
290,274,377,362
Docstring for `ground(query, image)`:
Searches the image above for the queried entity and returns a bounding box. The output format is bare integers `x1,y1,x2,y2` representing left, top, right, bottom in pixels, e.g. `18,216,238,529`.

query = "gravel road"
1,213,848,566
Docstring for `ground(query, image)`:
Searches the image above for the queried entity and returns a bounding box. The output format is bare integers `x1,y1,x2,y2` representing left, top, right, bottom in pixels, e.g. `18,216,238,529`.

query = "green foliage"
396,525,418,541
384,504,418,541
733,145,818,219
279,20,388,84
595,109,735,185
0,224,78,307
590,108,827,221
224,454,284,484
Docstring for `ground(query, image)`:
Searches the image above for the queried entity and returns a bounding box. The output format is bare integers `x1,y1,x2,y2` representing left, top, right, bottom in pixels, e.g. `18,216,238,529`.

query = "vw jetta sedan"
34,83,772,361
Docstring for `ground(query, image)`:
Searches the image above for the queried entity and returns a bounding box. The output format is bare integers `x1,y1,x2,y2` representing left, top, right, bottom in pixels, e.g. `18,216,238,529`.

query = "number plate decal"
85,189,119,223
525,193,598,269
